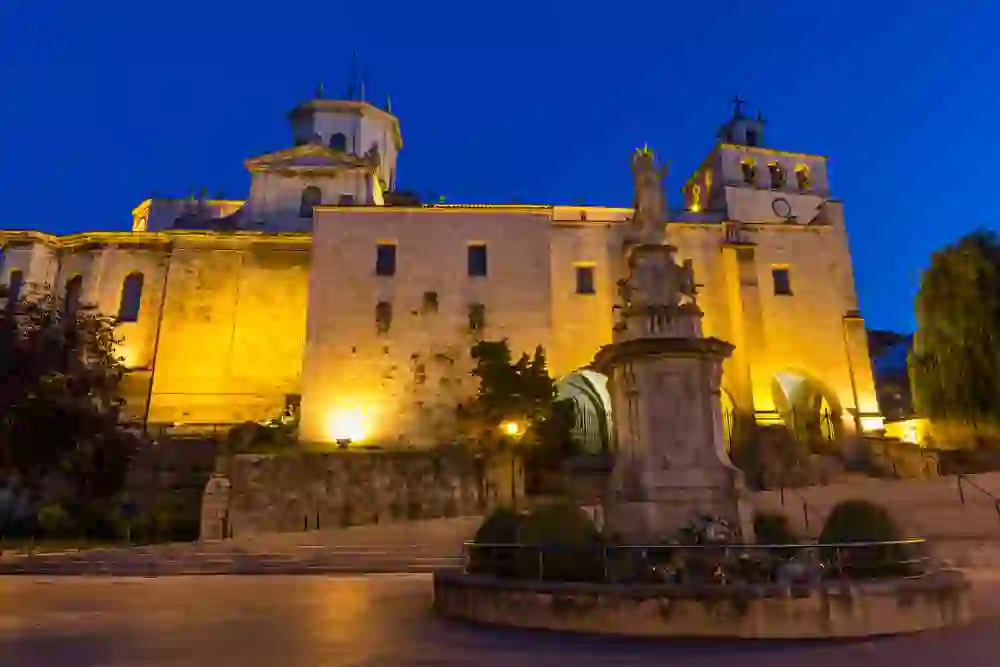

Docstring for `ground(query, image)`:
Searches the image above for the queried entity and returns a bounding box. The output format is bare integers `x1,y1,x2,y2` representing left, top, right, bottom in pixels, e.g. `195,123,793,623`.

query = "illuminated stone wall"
298,207,556,446
215,451,497,537
0,197,881,443
0,231,310,426
147,236,310,424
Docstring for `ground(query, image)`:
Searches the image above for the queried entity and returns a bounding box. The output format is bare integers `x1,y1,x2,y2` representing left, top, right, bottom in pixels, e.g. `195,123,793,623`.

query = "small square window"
772,268,792,296
468,302,486,332
422,291,439,313
376,244,396,277
575,266,595,294
468,244,488,277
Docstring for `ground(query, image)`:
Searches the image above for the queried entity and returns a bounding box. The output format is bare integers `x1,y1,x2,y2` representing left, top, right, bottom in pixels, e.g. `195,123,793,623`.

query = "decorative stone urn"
593,147,754,543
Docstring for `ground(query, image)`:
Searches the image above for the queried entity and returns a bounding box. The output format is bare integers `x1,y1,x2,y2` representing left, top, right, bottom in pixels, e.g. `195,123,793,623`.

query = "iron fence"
462,539,929,585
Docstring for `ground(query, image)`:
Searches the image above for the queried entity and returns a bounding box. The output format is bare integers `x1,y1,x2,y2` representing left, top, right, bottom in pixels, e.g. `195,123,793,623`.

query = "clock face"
772,197,793,219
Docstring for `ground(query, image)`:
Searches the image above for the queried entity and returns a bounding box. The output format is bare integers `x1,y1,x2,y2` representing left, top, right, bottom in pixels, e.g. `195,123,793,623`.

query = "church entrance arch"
555,369,613,455
771,371,842,444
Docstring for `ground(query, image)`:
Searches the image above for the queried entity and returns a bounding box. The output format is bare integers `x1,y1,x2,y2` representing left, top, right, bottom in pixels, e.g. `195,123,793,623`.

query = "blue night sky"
2,1,998,333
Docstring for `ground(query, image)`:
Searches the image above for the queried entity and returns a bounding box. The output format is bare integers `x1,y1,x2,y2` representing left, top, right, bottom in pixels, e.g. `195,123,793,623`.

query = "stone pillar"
596,338,754,542
843,311,883,433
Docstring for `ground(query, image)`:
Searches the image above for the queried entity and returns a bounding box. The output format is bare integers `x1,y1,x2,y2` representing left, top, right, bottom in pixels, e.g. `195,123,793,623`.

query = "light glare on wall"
860,416,884,432
327,408,370,444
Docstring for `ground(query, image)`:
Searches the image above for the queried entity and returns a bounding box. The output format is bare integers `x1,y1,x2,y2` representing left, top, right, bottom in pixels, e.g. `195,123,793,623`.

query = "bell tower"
717,96,766,148
682,99,832,224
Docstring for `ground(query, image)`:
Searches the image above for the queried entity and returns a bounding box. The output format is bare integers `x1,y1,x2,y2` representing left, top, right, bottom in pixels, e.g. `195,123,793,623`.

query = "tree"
0,283,140,518
457,340,578,499
909,231,1000,428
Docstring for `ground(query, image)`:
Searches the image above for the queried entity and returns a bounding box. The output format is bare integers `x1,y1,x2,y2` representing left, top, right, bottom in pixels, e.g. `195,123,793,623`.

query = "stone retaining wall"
433,570,972,639
202,451,508,540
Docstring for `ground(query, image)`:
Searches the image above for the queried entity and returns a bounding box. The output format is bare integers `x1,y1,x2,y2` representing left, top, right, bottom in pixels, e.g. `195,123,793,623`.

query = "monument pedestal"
594,335,755,543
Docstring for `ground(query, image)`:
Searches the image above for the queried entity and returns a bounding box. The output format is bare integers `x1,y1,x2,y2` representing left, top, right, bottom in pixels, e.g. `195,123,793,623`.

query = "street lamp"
499,420,526,509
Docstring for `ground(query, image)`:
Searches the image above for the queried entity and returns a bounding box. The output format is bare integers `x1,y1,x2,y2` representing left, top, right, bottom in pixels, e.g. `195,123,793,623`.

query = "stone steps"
0,547,465,576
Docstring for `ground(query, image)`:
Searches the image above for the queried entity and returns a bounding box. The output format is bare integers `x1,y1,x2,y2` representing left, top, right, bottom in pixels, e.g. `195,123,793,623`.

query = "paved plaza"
2,572,1000,666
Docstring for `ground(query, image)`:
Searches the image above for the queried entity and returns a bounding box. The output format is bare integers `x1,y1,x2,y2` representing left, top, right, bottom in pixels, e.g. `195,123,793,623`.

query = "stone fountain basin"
432,569,971,639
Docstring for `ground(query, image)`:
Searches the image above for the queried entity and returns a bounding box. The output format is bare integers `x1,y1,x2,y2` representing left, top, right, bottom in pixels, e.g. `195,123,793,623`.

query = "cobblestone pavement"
2,572,1000,667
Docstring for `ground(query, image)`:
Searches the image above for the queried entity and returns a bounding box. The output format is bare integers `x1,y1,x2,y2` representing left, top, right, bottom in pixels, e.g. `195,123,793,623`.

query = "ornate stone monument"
593,147,754,542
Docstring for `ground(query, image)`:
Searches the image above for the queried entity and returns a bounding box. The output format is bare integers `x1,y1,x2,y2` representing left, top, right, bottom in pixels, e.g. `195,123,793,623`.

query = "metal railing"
956,473,1000,523
462,539,929,585
778,485,812,533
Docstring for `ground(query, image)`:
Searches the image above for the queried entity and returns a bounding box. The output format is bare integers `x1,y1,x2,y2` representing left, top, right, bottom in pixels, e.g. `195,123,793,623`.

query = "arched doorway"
771,371,842,445
555,369,613,455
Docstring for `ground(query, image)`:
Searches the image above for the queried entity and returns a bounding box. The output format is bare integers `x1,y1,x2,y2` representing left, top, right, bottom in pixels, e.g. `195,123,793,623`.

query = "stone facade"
0,95,882,448
205,451,505,539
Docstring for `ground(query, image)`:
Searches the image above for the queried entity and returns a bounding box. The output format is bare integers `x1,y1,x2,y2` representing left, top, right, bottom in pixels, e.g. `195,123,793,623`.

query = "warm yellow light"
327,408,370,444
116,345,140,369
860,416,884,433
501,420,523,437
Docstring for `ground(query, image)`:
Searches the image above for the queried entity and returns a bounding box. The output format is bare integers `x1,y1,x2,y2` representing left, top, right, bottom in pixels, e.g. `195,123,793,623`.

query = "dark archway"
556,369,613,455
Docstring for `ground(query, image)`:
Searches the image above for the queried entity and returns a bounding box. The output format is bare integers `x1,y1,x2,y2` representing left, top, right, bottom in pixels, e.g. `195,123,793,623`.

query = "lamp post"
500,420,525,510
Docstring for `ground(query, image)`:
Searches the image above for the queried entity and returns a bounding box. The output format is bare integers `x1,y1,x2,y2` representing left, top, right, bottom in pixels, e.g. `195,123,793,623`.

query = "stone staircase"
750,472,1000,566
0,516,481,576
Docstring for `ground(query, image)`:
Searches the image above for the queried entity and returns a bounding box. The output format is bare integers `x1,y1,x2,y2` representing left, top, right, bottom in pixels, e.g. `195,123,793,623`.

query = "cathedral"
0,93,883,450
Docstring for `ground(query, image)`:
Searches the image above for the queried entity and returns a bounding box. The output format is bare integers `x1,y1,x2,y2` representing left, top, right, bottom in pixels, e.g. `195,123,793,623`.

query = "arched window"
741,158,757,184
795,164,811,191
6,270,23,306
118,272,144,323
63,274,83,319
329,133,347,151
300,186,322,218
768,162,786,189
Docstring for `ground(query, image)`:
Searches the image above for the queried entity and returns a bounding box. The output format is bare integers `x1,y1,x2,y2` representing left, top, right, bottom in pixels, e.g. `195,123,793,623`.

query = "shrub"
517,503,600,545
474,506,523,545
469,503,604,581
225,421,296,455
36,504,74,539
753,511,798,545
518,503,603,582
818,499,920,578
468,507,526,577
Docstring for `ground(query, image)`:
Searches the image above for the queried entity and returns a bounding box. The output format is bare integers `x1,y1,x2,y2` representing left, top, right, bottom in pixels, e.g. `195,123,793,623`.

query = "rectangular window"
468,244,488,277
468,302,486,332
375,243,396,277
422,291,439,314
772,267,792,296
6,270,23,305
375,301,393,334
575,265,596,295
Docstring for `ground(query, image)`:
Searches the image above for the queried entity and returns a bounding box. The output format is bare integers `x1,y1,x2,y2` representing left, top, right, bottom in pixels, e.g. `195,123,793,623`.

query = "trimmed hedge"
818,499,921,578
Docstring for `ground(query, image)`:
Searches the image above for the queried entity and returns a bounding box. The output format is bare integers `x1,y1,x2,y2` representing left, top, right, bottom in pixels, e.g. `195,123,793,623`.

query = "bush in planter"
469,507,525,577
470,504,604,581
753,510,799,546
518,503,604,582
818,499,921,578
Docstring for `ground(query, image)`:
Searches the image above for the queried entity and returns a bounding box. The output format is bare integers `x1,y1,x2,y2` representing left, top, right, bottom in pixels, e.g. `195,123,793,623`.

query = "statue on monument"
596,145,754,543
630,146,669,241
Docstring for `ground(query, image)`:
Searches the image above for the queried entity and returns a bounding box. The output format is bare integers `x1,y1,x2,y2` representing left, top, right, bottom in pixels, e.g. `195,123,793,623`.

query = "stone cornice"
244,143,371,174
0,229,313,252
592,336,735,373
